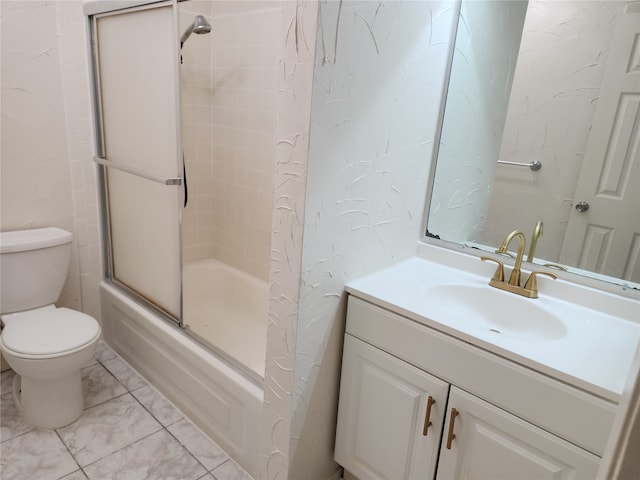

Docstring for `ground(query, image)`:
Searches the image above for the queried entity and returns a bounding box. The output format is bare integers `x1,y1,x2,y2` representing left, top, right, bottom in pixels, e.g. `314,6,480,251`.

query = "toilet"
0,227,101,429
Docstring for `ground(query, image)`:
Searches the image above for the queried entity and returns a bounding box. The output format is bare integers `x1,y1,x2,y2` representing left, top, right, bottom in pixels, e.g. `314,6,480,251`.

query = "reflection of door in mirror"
427,1,639,284
480,1,636,274
560,11,640,283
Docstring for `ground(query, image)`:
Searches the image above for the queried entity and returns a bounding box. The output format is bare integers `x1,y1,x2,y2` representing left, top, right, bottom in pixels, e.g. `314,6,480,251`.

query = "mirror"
426,0,640,286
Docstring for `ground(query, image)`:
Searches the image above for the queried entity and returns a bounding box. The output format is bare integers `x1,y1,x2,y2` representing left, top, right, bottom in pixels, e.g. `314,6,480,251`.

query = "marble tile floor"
0,341,254,480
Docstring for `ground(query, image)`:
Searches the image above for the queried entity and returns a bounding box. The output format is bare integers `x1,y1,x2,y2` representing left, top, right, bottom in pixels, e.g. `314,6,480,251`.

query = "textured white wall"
482,0,622,261
0,0,97,315
263,1,457,478
428,0,527,244
260,1,318,478
56,1,103,322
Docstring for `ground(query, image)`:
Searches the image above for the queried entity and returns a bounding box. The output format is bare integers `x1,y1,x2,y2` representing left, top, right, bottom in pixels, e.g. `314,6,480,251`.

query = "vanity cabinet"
335,334,449,479
335,296,608,480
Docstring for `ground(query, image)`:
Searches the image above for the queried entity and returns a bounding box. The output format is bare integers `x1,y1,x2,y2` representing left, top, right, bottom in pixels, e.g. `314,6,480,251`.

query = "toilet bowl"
0,228,101,429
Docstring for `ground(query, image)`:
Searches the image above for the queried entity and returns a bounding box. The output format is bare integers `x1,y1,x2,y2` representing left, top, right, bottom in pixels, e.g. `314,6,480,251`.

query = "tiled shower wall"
181,1,215,263
182,1,281,282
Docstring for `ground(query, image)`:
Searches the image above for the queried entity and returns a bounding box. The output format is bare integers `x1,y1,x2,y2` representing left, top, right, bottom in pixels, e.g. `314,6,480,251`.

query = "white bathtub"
100,260,266,477
184,259,269,378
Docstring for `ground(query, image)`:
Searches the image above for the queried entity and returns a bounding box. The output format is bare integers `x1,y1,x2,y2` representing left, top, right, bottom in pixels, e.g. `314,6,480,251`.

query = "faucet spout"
527,221,543,263
497,230,526,286
484,229,557,298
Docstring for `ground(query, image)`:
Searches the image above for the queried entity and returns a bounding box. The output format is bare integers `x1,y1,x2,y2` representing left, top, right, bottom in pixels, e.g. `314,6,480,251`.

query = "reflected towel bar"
93,156,182,185
497,159,542,171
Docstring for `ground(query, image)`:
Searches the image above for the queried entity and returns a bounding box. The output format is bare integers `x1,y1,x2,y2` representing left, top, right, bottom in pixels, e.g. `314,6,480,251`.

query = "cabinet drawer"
346,295,616,456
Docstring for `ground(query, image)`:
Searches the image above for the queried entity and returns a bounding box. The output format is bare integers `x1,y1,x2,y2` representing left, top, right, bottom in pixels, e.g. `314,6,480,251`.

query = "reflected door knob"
575,201,590,213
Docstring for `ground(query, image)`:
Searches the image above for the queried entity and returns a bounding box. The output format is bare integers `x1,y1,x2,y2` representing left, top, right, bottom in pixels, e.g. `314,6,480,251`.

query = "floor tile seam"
129,384,182,428
55,429,85,476
162,422,220,474
80,389,131,412
88,360,132,395
97,355,152,394
0,424,36,444
55,469,87,480
126,379,231,472
209,458,233,478
94,358,135,389
76,423,166,470
198,470,218,480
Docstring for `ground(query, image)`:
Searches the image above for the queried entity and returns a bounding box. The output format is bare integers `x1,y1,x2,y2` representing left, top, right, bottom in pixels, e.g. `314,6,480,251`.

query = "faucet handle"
523,271,558,298
481,256,505,282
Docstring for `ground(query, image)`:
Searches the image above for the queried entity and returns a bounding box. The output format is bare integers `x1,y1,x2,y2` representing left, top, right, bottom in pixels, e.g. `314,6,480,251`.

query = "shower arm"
180,25,195,47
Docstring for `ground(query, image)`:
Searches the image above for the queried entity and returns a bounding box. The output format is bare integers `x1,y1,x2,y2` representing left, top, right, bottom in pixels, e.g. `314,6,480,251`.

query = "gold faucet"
527,220,543,262
482,229,558,298
497,230,526,286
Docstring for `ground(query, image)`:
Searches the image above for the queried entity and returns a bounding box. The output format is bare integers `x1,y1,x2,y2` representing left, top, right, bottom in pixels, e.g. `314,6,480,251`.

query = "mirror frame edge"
420,0,461,243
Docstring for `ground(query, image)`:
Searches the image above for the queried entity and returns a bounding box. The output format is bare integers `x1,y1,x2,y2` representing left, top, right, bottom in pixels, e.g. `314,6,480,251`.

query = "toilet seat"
1,307,100,359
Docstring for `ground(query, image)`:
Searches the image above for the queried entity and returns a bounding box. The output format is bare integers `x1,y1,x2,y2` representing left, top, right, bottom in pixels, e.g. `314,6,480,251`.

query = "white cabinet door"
437,387,601,479
335,334,449,480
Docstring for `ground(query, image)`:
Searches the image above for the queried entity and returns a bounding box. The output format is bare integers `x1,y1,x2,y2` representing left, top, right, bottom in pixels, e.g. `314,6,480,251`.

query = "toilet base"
13,370,84,429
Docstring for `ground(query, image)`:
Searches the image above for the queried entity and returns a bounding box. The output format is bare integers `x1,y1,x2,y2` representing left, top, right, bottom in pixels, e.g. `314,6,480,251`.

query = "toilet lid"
2,308,100,356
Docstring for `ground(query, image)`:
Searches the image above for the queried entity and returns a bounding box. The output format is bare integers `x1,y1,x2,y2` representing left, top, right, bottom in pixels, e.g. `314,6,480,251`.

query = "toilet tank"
0,228,73,315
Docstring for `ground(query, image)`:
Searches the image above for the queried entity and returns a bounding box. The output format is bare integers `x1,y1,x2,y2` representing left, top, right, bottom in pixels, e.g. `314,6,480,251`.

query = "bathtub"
183,259,269,378
99,259,267,478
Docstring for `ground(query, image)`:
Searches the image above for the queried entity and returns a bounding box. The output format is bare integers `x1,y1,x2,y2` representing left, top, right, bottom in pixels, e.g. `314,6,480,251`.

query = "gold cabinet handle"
446,408,459,449
422,396,435,436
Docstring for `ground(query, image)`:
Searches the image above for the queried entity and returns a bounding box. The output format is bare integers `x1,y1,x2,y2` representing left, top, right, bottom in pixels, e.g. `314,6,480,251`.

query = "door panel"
94,2,182,318
335,334,449,480
437,387,600,479
560,11,640,282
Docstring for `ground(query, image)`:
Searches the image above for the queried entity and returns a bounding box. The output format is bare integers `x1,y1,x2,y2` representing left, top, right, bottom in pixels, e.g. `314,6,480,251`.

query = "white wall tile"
181,2,281,279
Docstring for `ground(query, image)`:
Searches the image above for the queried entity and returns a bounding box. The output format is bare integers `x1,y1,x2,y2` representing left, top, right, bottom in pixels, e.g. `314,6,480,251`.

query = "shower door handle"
93,156,182,186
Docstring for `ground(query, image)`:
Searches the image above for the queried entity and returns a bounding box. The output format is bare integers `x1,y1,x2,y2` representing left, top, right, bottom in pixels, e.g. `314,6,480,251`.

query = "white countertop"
346,246,640,402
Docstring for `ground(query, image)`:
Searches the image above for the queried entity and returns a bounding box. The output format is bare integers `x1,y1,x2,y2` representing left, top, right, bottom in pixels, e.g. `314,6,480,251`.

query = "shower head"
180,15,212,48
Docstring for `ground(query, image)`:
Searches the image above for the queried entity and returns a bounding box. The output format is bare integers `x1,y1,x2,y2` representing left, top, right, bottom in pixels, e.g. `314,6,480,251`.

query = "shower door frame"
86,0,186,328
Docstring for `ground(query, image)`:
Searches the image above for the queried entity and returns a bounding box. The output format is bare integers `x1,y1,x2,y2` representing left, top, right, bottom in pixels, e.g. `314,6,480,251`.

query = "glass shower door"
90,1,183,322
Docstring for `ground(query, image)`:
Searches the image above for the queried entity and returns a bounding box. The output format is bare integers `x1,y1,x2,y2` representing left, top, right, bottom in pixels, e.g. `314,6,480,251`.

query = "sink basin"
424,284,567,341
347,253,640,400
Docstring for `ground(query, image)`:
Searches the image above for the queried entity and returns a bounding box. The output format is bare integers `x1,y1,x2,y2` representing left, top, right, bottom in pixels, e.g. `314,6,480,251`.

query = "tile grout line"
97,344,238,474
92,345,215,478
0,423,35,445
126,378,236,478
2,343,252,480
54,429,86,479
209,458,233,477
76,425,164,474
161,421,217,477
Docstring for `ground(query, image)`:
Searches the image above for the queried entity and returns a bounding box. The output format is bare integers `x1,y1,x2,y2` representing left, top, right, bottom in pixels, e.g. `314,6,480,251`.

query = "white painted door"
334,334,449,480
560,10,640,283
436,387,601,479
